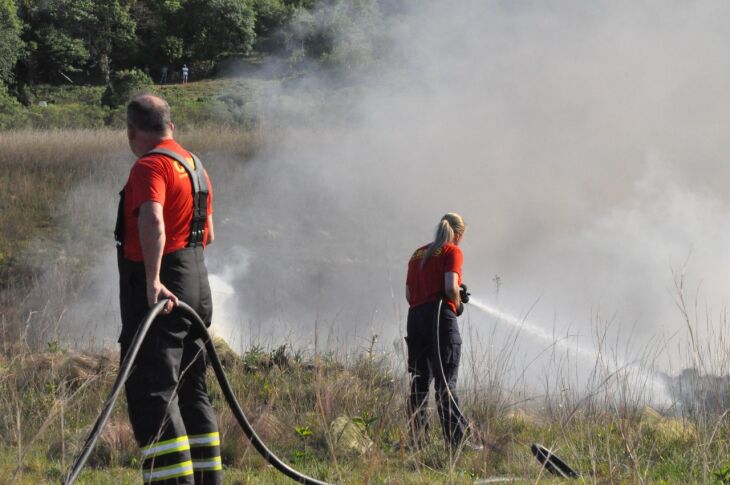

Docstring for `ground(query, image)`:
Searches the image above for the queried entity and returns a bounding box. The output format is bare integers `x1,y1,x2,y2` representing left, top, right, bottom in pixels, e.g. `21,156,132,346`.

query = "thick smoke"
209,1,730,360
61,1,730,398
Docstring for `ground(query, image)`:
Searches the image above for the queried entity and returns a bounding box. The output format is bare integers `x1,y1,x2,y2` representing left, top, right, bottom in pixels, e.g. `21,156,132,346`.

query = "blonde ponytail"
421,213,465,267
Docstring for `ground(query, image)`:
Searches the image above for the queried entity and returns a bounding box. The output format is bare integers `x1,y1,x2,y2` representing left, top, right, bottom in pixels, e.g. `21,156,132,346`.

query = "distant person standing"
159,65,168,84
182,64,189,84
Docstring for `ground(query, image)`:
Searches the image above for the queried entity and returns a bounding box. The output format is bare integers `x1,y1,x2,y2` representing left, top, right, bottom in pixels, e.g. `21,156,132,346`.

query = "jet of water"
468,297,672,407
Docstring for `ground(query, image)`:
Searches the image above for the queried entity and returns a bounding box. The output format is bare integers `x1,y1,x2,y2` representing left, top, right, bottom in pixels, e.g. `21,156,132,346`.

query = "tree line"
0,0,326,93
0,0,397,118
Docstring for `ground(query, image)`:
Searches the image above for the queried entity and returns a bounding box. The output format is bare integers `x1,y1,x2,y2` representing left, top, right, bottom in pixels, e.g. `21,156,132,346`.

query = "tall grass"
0,127,262,347
1,130,730,484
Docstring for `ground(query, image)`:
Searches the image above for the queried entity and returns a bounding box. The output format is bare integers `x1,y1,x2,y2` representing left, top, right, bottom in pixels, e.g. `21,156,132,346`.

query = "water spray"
468,297,671,407
434,293,579,478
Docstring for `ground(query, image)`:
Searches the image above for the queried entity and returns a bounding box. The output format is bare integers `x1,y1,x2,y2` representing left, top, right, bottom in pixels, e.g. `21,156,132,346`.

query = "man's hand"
147,279,179,314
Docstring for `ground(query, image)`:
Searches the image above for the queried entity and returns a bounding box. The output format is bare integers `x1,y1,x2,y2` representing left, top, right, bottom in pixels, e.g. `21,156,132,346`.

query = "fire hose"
63,299,332,485
432,288,578,479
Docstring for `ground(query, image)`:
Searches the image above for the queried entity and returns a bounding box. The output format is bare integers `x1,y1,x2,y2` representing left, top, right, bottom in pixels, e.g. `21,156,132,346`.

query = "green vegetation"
101,69,154,108
0,77,270,129
0,0,22,85
3,1,384,89
1,3,728,483
1,340,729,484
0,0,391,131
1,129,729,484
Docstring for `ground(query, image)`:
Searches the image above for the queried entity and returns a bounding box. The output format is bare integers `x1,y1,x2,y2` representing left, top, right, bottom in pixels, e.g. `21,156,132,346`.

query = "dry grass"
2,298,730,484
1,129,730,484
2,335,727,484
0,127,263,346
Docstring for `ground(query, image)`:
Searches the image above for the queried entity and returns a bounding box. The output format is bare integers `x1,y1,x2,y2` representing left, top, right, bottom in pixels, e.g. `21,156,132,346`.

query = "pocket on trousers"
406,336,427,374
443,343,461,367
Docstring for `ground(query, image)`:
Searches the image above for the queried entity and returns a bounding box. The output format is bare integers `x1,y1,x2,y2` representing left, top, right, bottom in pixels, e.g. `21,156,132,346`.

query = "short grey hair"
126,94,171,134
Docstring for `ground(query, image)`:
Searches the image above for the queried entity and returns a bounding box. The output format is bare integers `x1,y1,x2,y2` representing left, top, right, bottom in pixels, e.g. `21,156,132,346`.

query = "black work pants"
406,301,468,447
118,247,221,485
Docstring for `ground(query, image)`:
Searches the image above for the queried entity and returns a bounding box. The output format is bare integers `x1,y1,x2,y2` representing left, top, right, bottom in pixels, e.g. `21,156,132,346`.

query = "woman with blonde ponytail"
419,213,465,267
405,213,479,451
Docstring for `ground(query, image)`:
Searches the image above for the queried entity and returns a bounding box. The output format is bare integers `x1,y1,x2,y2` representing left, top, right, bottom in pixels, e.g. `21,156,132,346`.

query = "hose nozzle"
459,283,470,304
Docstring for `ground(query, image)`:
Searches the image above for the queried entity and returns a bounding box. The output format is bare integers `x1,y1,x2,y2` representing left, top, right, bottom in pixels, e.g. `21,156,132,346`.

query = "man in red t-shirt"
115,94,221,485
405,213,480,452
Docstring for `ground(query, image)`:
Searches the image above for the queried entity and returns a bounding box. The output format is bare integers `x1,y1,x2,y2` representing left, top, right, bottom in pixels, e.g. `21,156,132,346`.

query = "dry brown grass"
2,129,730,483
0,127,263,346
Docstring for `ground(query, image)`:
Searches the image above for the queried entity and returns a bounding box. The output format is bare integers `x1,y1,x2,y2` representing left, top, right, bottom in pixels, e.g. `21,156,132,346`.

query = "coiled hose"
63,299,332,485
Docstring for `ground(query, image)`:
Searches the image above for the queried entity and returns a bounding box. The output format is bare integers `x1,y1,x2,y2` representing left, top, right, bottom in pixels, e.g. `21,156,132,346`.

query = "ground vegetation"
1,129,729,484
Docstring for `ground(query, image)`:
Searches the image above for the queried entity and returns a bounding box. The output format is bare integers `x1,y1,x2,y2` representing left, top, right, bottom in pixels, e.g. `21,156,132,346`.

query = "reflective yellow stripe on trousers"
143,460,194,482
140,435,191,459
192,456,223,471
188,431,220,448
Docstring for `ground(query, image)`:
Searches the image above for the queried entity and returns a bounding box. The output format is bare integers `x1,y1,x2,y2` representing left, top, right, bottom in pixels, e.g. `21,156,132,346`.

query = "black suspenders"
114,148,210,251
146,148,209,247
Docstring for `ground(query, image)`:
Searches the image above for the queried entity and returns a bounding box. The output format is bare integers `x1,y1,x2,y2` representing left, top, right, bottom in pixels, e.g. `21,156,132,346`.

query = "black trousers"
118,247,221,485
406,301,468,447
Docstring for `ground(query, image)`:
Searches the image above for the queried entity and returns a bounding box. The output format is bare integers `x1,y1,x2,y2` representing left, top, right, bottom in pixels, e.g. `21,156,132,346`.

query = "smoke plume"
60,1,730,399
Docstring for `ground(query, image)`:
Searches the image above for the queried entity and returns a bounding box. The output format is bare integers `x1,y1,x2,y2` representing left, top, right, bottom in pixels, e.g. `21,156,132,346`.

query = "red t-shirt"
406,242,463,313
122,139,213,262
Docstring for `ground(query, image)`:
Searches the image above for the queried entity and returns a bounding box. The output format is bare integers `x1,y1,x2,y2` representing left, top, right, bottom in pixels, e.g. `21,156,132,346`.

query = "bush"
26,103,107,129
101,68,154,108
0,86,28,129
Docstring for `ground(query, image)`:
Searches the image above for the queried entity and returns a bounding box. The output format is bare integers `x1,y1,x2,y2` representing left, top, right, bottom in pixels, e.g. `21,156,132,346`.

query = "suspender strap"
146,148,209,247
114,189,125,250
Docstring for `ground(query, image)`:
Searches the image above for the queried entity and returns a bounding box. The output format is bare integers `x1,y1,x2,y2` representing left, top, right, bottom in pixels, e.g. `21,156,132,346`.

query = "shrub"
0,86,27,129
101,68,154,108
26,103,107,129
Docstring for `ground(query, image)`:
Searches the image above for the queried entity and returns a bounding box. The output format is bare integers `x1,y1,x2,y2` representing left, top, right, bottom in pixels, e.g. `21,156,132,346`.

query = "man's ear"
168,122,175,135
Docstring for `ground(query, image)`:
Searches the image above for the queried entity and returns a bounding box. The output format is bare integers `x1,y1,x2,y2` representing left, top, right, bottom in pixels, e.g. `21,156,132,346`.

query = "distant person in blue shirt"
182,64,189,84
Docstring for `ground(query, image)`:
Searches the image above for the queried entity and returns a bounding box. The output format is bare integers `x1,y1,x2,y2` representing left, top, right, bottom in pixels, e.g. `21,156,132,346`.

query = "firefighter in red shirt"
114,94,221,484
405,212,479,451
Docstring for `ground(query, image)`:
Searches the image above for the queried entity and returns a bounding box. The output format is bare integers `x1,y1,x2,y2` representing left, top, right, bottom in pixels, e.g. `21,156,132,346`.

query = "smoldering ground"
57,1,730,402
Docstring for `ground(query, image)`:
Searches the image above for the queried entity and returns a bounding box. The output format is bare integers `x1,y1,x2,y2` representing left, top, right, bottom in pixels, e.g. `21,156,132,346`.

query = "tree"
101,68,154,107
251,0,288,37
85,1,137,83
161,36,184,64
31,27,89,79
17,0,135,84
283,0,383,73
180,0,256,63
0,0,23,86
129,0,181,70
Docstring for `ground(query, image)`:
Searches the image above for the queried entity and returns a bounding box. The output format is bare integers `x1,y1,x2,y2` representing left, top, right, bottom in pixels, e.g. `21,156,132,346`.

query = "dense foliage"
101,68,154,107
7,0,381,88
0,0,22,85
0,0,395,128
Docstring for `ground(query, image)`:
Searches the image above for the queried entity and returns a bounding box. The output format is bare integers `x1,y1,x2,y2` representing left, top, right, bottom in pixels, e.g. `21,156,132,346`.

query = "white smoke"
55,1,730,400
208,1,730,359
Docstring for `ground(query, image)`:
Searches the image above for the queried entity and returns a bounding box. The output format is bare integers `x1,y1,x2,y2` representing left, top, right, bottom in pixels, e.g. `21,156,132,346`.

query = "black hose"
63,299,333,485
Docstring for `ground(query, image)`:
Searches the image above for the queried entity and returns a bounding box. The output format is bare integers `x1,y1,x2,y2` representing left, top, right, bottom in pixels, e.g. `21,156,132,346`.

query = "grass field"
5,77,273,130
1,94,730,483
1,335,728,484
